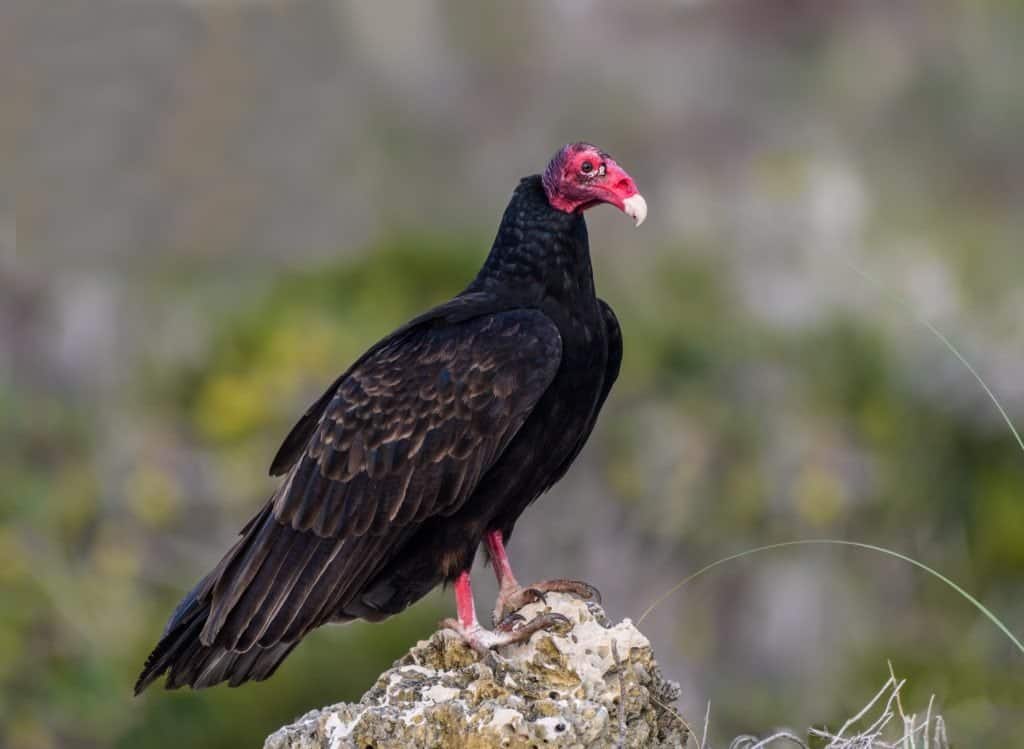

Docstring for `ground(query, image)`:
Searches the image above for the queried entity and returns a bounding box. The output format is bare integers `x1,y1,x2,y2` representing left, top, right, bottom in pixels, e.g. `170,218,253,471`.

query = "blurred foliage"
8,0,1024,746
184,236,481,446
2,241,482,749
6,236,1023,746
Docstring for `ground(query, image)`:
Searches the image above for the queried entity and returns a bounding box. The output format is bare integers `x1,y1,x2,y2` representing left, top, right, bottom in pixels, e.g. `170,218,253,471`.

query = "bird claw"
491,587,545,625
544,579,602,605
533,612,573,636
524,587,548,605
495,613,526,633
492,578,602,624
440,612,572,656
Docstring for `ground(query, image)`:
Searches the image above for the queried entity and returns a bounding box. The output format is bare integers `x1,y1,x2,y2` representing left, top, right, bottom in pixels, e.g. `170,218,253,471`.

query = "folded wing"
136,307,561,691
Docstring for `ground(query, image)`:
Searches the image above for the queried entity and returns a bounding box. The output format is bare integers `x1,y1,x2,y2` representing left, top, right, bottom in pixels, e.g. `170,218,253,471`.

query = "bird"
135,142,647,693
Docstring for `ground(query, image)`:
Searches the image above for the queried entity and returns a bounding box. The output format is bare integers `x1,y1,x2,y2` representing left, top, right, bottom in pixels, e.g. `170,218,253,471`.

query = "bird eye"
580,161,593,174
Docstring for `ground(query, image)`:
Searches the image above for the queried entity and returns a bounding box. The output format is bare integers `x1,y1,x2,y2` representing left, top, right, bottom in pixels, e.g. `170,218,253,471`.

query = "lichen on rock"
265,592,687,749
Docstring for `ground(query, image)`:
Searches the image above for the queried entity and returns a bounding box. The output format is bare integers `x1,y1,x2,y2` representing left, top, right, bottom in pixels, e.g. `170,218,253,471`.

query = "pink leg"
440,568,570,655
485,530,520,592
453,570,478,629
484,530,602,625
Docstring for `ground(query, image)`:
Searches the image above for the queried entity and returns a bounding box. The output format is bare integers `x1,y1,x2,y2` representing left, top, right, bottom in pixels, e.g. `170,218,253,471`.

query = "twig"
730,731,807,748
923,695,934,749
832,676,898,740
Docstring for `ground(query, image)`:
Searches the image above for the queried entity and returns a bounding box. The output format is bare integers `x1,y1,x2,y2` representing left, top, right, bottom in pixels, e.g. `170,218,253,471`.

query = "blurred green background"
6,0,1024,746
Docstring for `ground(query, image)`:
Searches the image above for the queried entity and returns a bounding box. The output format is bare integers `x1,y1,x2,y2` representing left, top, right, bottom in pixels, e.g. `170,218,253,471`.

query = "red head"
541,142,647,226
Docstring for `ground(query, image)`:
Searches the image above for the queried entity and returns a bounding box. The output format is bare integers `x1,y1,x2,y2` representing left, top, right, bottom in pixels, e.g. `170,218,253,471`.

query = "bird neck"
469,176,597,306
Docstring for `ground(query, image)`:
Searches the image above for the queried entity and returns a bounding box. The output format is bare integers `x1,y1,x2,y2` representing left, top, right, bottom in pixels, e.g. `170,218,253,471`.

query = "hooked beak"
623,194,648,227
599,158,647,227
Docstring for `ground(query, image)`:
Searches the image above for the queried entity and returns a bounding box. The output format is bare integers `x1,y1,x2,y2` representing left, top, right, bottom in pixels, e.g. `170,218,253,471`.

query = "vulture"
135,142,647,693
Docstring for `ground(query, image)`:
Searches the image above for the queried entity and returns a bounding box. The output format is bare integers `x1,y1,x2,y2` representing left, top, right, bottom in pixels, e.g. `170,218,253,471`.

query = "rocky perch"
265,593,687,748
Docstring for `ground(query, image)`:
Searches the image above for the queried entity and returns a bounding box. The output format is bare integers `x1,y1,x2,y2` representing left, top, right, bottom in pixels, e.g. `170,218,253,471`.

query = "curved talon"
492,587,545,626
540,581,602,602
441,611,572,655
496,613,526,633
521,612,572,637
493,578,602,623
525,587,547,605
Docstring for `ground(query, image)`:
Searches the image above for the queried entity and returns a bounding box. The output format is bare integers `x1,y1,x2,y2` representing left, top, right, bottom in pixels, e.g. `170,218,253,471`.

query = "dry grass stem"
679,669,948,749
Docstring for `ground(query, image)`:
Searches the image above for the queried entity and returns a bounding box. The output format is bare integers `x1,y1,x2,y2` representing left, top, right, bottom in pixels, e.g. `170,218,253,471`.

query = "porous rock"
265,593,687,748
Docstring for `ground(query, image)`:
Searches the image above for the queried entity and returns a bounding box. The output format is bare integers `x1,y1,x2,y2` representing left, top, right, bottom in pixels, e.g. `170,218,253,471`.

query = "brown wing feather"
266,290,505,477
200,308,562,650
275,311,561,536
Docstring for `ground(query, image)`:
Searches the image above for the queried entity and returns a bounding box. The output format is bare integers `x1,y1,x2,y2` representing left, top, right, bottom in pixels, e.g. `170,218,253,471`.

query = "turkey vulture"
135,142,646,692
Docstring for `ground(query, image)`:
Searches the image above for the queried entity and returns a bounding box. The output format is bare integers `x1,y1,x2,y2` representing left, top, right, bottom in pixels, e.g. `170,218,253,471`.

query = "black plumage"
136,153,633,693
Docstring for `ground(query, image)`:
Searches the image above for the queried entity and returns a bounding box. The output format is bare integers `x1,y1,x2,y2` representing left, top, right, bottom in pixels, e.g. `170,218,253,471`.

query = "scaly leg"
439,570,569,655
485,530,602,626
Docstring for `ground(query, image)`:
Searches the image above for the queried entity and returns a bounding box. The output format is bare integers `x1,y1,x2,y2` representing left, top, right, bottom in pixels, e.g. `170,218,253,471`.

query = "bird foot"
492,579,602,625
440,612,571,656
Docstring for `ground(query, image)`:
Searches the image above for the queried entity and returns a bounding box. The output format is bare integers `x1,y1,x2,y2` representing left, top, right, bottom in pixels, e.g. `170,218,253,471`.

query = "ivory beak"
623,194,648,227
